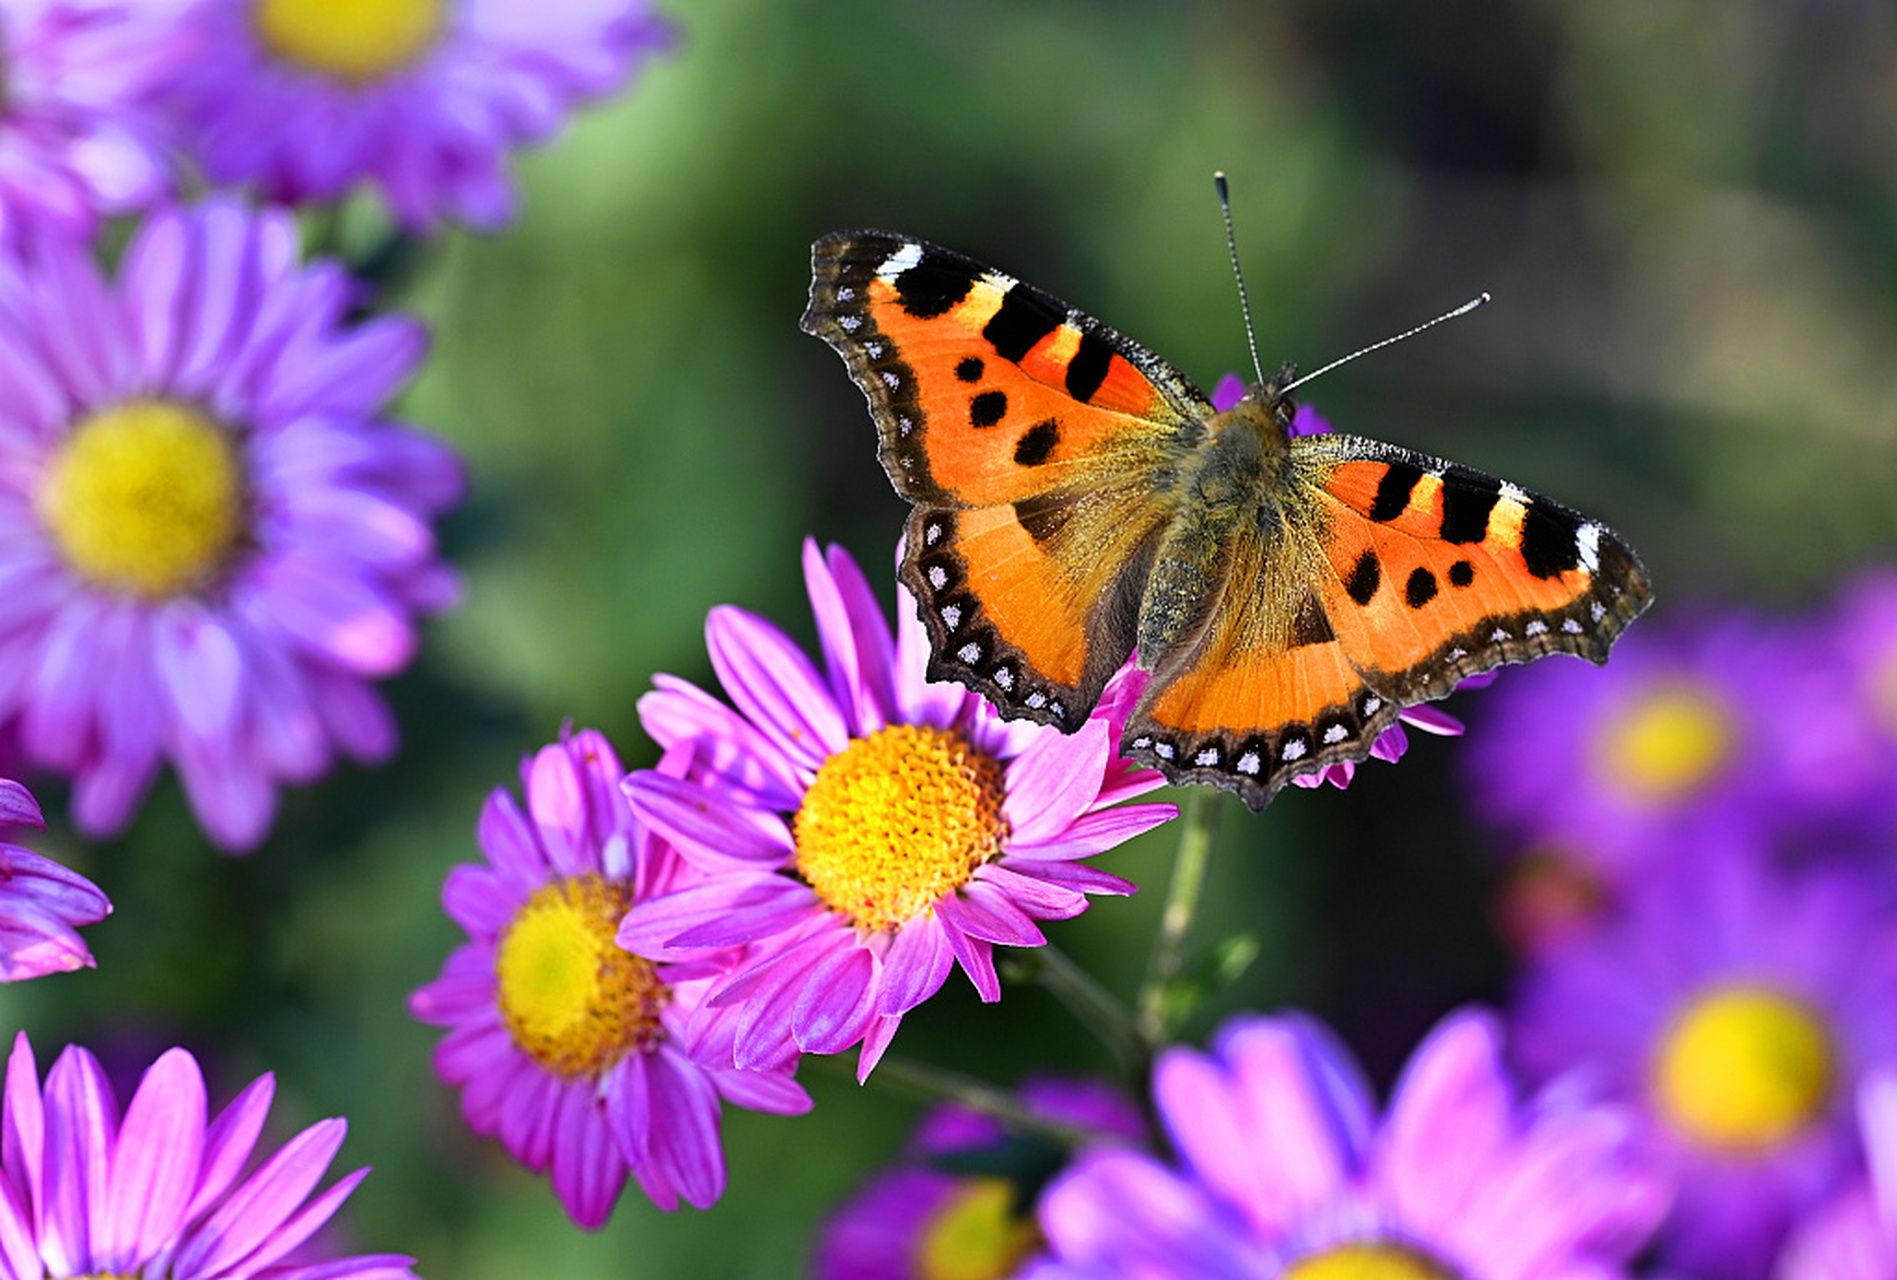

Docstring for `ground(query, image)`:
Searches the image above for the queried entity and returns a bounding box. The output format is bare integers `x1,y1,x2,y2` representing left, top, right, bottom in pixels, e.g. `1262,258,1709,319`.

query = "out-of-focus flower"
0,197,463,850
618,540,1176,1081
1465,613,1824,882
409,727,810,1227
0,1031,415,1280
1024,1009,1667,1280
0,775,109,977
812,1079,1145,1280
161,0,673,231
1775,1071,1897,1280
0,0,191,243
1512,846,1897,1279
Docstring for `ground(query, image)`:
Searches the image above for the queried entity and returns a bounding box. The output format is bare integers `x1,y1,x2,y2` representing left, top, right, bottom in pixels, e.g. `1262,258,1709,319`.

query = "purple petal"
623,771,792,871
99,1049,204,1268
1003,719,1112,844
706,605,850,772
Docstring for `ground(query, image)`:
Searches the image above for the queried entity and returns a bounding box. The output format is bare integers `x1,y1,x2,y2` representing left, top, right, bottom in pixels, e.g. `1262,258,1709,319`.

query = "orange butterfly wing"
802,231,1209,728
1125,429,1651,807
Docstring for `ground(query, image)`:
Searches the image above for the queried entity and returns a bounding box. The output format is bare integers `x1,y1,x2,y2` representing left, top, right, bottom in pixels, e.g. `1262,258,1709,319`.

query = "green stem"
861,1054,1098,1149
1135,787,1221,1046
1026,942,1145,1072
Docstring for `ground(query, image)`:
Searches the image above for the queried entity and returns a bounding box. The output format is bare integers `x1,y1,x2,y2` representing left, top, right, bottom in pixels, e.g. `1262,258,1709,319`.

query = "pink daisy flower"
408,727,812,1227
0,196,463,851
1024,1008,1668,1280
0,775,110,978
0,0,192,243
1776,1071,1897,1280
0,1031,415,1280
618,539,1178,1081
161,0,673,231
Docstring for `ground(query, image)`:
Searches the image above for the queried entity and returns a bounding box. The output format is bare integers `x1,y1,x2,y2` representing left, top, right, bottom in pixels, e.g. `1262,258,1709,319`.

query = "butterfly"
800,231,1652,809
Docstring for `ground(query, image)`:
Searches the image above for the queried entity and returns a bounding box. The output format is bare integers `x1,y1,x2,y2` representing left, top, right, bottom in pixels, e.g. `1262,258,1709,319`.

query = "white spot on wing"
1525,620,1549,637
925,521,943,545
1027,692,1047,709
994,668,1014,690
1590,601,1606,623
838,315,860,331
957,642,981,663
878,242,923,279
1236,751,1261,775
1562,618,1584,634
1362,696,1382,716
1500,482,1532,505
1194,748,1219,767
940,604,961,629
1323,724,1348,745
927,566,947,589
881,371,900,389
1577,524,1602,573
836,286,855,301
1154,742,1175,761
1281,739,1308,761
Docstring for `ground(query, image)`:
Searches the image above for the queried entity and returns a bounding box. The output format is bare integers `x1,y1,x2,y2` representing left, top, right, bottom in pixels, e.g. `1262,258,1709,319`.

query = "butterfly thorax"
1134,387,1300,666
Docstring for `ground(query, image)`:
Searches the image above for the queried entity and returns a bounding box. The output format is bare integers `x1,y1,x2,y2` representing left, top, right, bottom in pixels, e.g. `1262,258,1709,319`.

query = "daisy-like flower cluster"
617,540,1177,1081
1459,566,1897,1278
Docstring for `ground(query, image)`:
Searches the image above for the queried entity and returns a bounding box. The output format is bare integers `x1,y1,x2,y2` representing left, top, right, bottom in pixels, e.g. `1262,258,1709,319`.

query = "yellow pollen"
915,1178,1039,1280
1594,683,1734,804
1651,985,1835,1154
39,400,245,600
253,0,445,83
794,724,1007,933
1281,1242,1462,1280
495,874,668,1079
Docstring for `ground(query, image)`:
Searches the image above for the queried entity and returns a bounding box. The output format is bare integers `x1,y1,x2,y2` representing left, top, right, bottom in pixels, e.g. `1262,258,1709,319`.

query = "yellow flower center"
1651,985,1835,1154
494,874,668,1079
1281,1242,1461,1280
252,0,445,83
39,400,245,600
794,725,1007,933
1593,683,1734,804
915,1177,1039,1280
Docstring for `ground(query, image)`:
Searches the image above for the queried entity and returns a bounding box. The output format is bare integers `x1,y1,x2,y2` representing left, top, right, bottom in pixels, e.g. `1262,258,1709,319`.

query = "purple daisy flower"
1213,371,1472,793
0,196,464,851
813,1078,1145,1280
1776,1071,1897,1280
0,1030,415,1280
1023,1008,1667,1280
161,0,673,231
0,775,110,978
1465,610,1832,883
0,0,192,243
408,726,812,1227
618,539,1177,1081
1512,845,1897,1279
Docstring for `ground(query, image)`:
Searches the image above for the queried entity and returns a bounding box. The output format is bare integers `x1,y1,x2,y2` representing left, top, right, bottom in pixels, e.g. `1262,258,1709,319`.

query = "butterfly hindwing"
1125,431,1651,807
804,231,1209,724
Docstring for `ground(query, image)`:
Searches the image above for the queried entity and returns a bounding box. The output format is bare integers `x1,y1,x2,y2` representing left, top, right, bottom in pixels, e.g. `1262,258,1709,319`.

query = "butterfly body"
802,230,1651,809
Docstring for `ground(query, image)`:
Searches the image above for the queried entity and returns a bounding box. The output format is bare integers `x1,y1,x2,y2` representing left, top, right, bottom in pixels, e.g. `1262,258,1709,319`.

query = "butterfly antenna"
1279,292,1492,395
1215,172,1269,388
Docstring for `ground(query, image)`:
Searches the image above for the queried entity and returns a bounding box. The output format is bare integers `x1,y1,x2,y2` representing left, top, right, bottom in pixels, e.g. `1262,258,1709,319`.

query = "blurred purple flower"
1465,611,1826,882
0,1031,415,1280
1024,1009,1667,1280
0,775,109,978
1775,1071,1897,1280
813,1078,1145,1280
0,197,464,850
618,540,1176,1081
409,727,810,1226
0,0,191,243
161,0,673,231
1512,845,1897,1279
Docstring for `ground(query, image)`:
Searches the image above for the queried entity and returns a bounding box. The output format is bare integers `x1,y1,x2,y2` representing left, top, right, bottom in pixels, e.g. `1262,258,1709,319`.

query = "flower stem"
1025,942,1146,1072
1135,787,1222,1046
863,1054,1098,1149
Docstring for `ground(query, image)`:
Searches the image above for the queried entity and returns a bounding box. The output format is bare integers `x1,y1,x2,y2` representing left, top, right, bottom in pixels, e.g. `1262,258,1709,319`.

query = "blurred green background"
7,0,1897,1274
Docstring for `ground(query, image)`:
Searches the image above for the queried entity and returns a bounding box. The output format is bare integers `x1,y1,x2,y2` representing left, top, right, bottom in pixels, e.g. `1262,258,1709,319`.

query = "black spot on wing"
1345,550,1381,606
955,357,984,383
1013,419,1060,467
1448,559,1475,588
1439,467,1501,544
1405,566,1438,608
983,287,1063,362
970,391,1007,428
1064,331,1114,402
1288,593,1334,648
1370,463,1425,522
1013,494,1072,545
894,250,976,319
1520,502,1584,579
